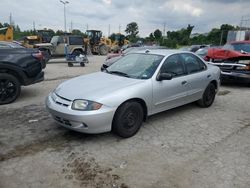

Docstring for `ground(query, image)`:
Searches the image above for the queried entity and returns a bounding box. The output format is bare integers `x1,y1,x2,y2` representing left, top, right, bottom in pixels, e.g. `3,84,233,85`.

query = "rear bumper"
221,71,250,83
23,71,44,86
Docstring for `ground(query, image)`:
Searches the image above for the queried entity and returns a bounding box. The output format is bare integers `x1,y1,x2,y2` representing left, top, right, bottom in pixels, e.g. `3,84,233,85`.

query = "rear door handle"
182,81,187,85
207,74,211,78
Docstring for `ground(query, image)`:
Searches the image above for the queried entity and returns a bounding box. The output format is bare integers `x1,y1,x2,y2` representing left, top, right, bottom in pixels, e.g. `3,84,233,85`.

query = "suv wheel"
0,73,21,105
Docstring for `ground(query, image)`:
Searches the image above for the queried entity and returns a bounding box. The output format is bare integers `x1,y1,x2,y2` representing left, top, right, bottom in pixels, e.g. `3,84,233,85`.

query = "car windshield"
106,53,164,79
223,43,250,53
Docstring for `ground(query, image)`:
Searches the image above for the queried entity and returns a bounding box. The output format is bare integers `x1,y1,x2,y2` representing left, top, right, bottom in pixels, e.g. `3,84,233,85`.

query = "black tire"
0,73,21,105
68,62,73,67
80,62,85,67
112,101,143,138
99,45,108,55
197,83,216,107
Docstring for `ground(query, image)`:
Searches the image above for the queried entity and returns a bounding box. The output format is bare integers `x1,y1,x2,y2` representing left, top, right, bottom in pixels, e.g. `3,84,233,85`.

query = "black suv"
0,41,44,104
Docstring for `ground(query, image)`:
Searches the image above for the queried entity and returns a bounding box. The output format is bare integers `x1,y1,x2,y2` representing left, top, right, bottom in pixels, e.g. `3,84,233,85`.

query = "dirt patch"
62,152,129,188
218,90,231,96
0,132,67,162
0,129,90,162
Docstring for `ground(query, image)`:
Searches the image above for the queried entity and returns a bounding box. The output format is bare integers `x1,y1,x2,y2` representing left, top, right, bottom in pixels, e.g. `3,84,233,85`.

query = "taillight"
32,51,44,61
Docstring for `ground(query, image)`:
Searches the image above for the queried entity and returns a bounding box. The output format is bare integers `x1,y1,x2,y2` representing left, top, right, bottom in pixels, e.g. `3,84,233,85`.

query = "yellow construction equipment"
84,30,110,55
0,26,13,41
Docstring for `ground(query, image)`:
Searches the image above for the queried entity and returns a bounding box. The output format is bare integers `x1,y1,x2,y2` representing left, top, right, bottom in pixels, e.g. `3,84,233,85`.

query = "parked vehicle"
101,46,167,71
0,41,47,69
0,26,13,42
206,41,250,61
34,35,85,57
206,41,250,84
46,49,220,138
0,42,44,104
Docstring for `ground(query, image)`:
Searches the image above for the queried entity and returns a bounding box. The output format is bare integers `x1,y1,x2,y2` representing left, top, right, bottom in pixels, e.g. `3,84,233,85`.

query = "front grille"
52,93,71,107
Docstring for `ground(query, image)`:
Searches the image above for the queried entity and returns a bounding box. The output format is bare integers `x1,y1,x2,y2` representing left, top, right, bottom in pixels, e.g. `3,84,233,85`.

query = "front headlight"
72,99,102,111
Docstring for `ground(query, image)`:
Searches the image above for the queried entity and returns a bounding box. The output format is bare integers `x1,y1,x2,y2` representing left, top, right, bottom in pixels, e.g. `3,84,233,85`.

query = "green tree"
125,22,139,42
72,29,83,36
153,29,162,42
55,30,65,35
165,24,194,46
109,33,116,42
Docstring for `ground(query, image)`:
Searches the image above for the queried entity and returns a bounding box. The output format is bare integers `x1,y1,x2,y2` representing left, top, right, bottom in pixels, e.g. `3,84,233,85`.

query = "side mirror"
157,73,173,81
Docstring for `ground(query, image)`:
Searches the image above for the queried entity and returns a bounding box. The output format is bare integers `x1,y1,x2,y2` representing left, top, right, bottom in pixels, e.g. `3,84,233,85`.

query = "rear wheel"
112,101,143,138
197,83,216,107
0,73,21,105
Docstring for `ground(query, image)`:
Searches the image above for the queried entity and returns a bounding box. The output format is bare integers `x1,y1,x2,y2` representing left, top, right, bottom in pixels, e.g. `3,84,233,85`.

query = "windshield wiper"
109,71,130,77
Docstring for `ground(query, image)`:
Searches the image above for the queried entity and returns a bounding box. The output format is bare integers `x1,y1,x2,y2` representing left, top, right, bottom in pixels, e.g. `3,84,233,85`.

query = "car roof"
134,49,186,56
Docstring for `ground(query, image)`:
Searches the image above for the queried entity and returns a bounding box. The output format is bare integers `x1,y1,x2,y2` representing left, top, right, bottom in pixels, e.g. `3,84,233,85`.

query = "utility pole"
108,24,110,36
220,30,224,45
9,13,12,26
33,21,36,31
86,24,89,31
59,0,69,32
119,24,121,33
70,21,73,32
163,22,166,37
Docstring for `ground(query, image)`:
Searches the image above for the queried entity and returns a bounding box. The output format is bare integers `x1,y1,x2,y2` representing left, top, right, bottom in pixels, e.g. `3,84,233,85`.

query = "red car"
206,41,250,61
206,41,250,84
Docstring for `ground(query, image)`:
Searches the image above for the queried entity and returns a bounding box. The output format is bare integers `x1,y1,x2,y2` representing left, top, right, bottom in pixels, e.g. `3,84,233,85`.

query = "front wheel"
99,45,108,55
0,73,21,105
197,83,216,107
112,101,143,138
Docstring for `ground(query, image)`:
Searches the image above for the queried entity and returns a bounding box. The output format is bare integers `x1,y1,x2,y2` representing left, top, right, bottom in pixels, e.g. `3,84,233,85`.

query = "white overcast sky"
1,0,250,37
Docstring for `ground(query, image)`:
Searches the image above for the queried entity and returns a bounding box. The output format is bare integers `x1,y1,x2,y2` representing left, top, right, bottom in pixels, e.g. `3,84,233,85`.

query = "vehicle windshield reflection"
106,53,163,79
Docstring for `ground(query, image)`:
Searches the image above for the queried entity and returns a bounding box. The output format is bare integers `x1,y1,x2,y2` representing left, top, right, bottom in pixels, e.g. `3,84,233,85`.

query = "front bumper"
221,71,250,84
46,93,116,134
23,71,44,86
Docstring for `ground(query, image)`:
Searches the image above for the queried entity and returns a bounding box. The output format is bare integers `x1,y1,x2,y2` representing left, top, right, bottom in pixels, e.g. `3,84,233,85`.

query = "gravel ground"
0,56,249,188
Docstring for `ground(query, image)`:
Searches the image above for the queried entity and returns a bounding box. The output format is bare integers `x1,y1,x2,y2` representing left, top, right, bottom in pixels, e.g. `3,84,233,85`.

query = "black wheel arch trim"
114,98,148,122
0,63,26,85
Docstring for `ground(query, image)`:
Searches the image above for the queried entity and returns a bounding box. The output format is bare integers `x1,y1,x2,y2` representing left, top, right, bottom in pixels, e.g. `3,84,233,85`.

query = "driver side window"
160,54,185,77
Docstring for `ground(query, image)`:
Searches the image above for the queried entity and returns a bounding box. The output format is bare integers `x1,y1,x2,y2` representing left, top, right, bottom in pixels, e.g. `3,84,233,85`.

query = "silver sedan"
46,50,221,138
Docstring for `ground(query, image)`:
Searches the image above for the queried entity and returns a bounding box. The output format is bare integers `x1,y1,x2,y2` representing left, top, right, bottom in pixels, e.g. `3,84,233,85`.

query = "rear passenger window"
160,54,185,77
180,53,206,74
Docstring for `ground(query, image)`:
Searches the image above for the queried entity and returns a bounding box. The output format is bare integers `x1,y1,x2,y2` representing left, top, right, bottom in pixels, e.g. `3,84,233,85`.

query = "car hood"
208,48,250,60
55,72,144,101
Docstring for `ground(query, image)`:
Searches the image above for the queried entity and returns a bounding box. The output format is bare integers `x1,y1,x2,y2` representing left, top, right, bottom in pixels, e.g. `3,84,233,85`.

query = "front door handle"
182,81,187,85
207,74,211,78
